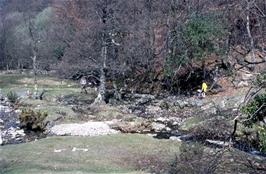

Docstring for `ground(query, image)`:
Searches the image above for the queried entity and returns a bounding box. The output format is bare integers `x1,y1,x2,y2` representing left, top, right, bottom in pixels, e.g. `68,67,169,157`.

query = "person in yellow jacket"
201,82,208,98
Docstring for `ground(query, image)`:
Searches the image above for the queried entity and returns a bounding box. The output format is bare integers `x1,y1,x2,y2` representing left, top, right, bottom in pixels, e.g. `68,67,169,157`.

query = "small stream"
153,130,266,157
0,103,45,145
1,95,265,159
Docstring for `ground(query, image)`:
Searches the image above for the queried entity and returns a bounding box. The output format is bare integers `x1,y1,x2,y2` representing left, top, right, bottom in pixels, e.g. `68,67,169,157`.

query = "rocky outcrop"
0,106,26,145
110,116,182,136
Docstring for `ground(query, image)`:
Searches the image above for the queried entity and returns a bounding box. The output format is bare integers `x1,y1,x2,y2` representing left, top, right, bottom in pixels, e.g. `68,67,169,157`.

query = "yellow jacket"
202,82,207,92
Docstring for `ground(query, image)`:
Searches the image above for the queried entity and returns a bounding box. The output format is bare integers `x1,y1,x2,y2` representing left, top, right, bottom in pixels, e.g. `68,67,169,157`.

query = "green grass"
0,74,78,92
179,116,205,131
0,73,90,123
0,73,80,106
0,134,181,174
0,73,135,123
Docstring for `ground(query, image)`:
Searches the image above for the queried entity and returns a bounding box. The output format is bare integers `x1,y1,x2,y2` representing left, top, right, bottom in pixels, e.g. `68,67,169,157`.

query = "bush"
240,72,266,152
19,109,48,131
258,125,266,152
183,16,225,58
241,94,266,126
6,91,19,103
163,14,225,85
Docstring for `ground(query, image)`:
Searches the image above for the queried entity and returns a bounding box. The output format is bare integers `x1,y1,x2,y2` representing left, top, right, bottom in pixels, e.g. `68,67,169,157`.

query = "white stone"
155,117,167,123
237,81,249,87
54,149,66,153
172,121,179,126
201,103,214,110
241,73,253,81
165,127,171,132
169,136,182,142
16,129,25,136
72,147,88,152
206,139,230,146
50,122,119,136
218,100,226,108
146,133,156,137
151,122,166,132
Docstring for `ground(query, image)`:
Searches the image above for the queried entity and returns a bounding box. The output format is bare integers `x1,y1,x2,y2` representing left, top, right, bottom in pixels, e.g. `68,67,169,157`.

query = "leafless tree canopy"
0,0,265,96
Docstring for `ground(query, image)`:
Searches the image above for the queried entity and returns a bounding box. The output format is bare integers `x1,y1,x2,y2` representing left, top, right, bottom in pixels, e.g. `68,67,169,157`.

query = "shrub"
258,125,266,153
240,72,266,152
6,91,19,103
19,109,48,131
241,94,266,126
183,15,225,60
165,14,225,71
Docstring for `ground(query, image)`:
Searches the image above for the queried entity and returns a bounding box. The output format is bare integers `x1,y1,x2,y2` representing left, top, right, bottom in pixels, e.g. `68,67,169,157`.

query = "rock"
159,100,170,110
224,95,245,109
1,127,26,144
111,121,151,133
72,147,88,152
217,100,226,109
151,122,166,132
241,73,253,81
125,93,155,105
237,81,249,87
172,121,179,126
203,107,217,115
205,139,230,147
0,108,27,145
180,98,204,107
201,103,214,111
146,133,156,137
165,127,171,132
177,134,195,141
154,117,182,128
146,105,163,115
0,105,10,112
54,149,66,153
169,136,182,141
174,100,189,108
50,122,119,136
154,117,168,123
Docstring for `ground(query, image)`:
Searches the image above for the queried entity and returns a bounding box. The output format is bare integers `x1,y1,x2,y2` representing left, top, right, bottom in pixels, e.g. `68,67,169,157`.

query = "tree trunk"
202,60,206,79
246,4,256,70
113,81,121,100
93,68,106,105
93,44,107,105
32,52,37,85
32,46,38,98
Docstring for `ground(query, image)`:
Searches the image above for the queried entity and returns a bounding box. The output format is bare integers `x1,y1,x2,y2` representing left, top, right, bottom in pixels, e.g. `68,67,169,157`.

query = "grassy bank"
0,134,181,174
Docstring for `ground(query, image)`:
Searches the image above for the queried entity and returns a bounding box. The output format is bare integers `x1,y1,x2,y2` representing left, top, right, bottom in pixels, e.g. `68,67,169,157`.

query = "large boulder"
110,120,151,133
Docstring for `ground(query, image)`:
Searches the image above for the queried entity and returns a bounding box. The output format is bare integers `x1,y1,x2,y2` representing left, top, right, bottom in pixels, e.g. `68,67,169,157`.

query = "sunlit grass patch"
0,134,181,174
